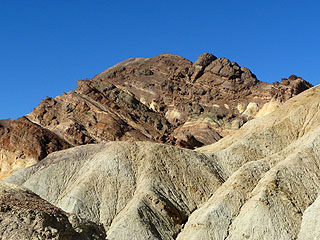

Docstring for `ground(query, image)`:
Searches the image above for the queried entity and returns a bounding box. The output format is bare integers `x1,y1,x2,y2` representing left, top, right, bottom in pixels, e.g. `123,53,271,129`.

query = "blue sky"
1,0,319,119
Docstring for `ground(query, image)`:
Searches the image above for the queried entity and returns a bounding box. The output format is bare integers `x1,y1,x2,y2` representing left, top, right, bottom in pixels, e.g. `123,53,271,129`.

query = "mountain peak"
0,53,313,179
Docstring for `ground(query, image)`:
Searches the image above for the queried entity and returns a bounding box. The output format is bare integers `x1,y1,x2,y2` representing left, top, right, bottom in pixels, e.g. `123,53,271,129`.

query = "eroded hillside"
6,85,320,239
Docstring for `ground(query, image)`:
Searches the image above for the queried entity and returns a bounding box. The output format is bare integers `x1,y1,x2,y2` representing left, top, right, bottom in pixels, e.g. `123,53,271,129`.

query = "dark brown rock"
189,52,217,81
271,75,313,102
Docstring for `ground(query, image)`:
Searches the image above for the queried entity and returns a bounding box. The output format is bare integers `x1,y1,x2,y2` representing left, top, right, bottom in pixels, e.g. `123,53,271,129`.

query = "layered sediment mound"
6,141,223,239
6,85,320,239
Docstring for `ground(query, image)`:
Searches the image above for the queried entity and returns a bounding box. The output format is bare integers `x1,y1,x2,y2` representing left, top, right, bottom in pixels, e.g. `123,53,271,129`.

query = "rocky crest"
0,53,312,178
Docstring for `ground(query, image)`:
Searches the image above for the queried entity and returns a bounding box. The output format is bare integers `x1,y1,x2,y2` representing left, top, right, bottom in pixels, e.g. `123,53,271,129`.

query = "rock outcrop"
271,74,313,102
0,181,105,239
6,85,320,239
0,117,71,179
92,53,312,148
27,82,171,146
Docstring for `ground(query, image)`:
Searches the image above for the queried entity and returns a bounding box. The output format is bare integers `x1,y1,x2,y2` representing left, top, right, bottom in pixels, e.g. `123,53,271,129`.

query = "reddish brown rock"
92,53,312,147
271,75,313,102
27,80,172,146
0,117,71,179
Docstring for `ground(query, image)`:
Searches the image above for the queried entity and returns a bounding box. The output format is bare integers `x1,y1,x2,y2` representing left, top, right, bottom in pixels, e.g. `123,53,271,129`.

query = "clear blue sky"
1,0,319,119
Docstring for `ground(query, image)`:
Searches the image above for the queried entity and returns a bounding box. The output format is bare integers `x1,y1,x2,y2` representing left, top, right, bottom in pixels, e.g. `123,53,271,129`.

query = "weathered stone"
271,75,313,102
0,181,105,239
242,102,259,118
189,52,217,82
0,117,71,179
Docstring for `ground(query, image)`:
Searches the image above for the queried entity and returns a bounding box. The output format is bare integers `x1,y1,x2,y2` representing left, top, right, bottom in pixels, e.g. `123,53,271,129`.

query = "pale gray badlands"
1,53,319,239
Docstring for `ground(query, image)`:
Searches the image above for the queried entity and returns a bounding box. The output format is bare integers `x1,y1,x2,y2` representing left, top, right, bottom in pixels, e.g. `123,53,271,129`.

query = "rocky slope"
179,84,320,240
0,181,106,239
90,53,312,146
6,85,320,239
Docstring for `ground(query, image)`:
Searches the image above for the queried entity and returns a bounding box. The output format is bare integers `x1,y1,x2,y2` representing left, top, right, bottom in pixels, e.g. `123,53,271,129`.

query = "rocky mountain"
0,53,312,179
5,84,320,239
